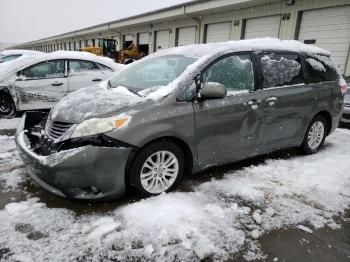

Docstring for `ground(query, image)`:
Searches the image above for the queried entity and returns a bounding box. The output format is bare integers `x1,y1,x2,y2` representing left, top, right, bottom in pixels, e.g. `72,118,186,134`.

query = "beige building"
11,0,350,76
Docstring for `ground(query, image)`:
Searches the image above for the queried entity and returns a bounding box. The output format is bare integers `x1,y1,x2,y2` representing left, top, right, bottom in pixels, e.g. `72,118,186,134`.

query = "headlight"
71,113,130,138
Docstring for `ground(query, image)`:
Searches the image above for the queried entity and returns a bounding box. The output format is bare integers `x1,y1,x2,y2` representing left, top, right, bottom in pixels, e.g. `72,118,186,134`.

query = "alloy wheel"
140,150,179,194
307,121,325,150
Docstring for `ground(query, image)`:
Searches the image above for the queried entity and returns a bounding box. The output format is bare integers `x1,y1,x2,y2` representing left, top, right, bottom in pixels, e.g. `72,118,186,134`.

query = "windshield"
1,54,22,62
110,55,197,92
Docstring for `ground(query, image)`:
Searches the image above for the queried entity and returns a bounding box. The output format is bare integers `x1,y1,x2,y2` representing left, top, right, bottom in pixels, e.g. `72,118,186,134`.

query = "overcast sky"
0,0,191,44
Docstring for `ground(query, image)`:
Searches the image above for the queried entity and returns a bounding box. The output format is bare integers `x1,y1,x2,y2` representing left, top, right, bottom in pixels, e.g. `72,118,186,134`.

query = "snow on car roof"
0,51,124,79
0,49,43,56
150,38,330,59
49,50,124,71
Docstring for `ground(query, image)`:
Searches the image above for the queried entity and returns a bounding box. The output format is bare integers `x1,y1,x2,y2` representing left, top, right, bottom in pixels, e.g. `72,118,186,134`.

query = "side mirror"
200,82,227,99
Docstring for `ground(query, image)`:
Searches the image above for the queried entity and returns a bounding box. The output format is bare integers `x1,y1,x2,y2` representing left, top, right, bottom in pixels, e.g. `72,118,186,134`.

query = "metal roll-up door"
138,33,150,45
177,26,196,46
244,15,281,39
298,6,350,74
205,22,231,43
155,30,170,51
124,35,134,42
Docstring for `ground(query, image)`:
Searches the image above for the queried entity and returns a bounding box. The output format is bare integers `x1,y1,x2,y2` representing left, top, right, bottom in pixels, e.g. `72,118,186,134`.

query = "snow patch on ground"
0,135,25,191
0,118,21,130
0,129,350,261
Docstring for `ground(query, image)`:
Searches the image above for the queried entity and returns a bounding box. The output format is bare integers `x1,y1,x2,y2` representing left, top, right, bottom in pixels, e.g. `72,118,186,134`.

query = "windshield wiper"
125,87,143,97
108,81,143,97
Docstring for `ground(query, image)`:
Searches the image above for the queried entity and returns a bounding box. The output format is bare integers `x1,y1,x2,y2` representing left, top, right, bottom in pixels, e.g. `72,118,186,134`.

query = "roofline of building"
11,0,280,48
11,0,199,47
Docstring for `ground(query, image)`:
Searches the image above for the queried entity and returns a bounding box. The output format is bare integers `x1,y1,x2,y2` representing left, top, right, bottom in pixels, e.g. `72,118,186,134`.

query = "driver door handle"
51,82,63,86
92,78,102,82
247,99,261,106
266,96,278,106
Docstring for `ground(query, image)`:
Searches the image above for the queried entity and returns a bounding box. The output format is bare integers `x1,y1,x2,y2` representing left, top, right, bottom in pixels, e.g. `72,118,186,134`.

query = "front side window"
260,53,304,88
203,53,255,94
305,54,338,83
110,55,197,91
68,60,100,73
22,60,65,79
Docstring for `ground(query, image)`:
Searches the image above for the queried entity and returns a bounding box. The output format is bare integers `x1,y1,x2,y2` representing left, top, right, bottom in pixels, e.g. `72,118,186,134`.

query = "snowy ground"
0,118,349,261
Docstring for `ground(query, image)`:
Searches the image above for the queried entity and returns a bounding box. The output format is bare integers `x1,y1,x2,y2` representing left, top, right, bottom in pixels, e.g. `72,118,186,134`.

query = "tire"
0,92,16,119
300,115,327,155
129,140,185,197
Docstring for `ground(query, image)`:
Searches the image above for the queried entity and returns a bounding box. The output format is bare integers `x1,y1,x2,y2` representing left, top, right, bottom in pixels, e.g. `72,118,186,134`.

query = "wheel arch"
124,136,194,188
0,87,18,116
313,110,332,136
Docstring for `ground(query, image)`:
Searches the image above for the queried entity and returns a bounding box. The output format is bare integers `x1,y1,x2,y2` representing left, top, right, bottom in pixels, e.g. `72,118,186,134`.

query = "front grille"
46,120,73,139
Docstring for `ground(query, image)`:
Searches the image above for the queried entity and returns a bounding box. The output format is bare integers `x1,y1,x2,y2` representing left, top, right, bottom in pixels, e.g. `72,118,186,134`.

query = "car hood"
50,86,144,123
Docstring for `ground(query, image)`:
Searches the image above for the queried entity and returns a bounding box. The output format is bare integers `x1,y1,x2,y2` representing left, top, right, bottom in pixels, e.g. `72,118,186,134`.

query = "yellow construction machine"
118,42,145,64
80,38,118,60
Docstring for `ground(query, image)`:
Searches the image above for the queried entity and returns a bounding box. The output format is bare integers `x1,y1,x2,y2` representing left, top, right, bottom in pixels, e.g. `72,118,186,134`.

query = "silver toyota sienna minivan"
15,38,347,200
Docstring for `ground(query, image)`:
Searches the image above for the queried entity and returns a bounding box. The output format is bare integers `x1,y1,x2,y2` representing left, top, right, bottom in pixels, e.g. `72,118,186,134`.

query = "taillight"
340,84,348,94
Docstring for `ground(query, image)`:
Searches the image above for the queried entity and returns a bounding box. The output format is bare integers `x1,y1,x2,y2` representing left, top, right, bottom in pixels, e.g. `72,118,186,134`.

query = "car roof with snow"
0,49,43,56
0,51,124,79
152,38,330,60
48,51,124,71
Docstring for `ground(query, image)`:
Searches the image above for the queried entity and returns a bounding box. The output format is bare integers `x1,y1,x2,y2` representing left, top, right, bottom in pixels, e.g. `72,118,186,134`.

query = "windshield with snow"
110,55,197,91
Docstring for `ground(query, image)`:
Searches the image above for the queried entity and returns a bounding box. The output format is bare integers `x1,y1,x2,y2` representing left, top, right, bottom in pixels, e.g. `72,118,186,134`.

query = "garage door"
156,30,170,51
177,26,196,46
244,15,281,39
205,22,231,43
124,35,134,42
138,33,150,45
298,6,350,74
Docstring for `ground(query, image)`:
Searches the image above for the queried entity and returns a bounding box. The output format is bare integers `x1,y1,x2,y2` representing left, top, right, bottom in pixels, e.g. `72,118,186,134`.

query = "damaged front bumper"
15,112,133,201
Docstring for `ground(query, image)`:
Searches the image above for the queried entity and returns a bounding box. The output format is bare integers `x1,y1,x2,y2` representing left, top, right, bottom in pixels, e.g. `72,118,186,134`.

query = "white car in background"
0,49,42,64
0,51,124,118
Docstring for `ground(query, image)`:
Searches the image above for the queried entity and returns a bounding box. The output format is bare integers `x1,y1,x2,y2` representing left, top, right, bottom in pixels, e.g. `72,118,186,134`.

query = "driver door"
15,59,68,110
193,53,263,166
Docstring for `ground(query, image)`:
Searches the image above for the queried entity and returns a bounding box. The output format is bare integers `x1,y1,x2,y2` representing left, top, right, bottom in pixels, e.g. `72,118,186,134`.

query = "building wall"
16,0,350,76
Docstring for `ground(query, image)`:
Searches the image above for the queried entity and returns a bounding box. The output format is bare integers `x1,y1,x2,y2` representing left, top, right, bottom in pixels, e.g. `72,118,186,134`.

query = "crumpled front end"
15,111,133,200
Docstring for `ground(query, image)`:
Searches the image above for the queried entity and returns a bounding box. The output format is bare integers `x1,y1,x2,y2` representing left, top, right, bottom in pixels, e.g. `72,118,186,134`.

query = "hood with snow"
50,86,144,123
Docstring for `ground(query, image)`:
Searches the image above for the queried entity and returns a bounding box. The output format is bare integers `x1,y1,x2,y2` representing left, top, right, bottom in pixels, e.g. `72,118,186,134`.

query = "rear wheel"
0,92,16,118
129,141,185,197
301,115,327,154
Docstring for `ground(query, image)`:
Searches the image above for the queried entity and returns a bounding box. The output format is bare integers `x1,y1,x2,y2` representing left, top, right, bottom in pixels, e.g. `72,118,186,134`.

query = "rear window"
259,53,304,89
304,54,338,83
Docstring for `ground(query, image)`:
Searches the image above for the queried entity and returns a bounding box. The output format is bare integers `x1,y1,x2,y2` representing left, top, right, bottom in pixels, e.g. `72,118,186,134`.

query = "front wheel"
0,92,16,118
301,115,327,154
129,141,185,197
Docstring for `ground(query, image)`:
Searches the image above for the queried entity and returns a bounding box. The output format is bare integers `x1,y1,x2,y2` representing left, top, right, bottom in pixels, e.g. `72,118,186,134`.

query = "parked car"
15,38,346,200
0,49,42,64
0,51,124,118
340,85,350,126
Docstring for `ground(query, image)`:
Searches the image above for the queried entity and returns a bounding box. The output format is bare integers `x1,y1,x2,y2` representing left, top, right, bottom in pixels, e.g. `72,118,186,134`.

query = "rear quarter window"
97,63,114,72
259,53,304,89
304,54,338,83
